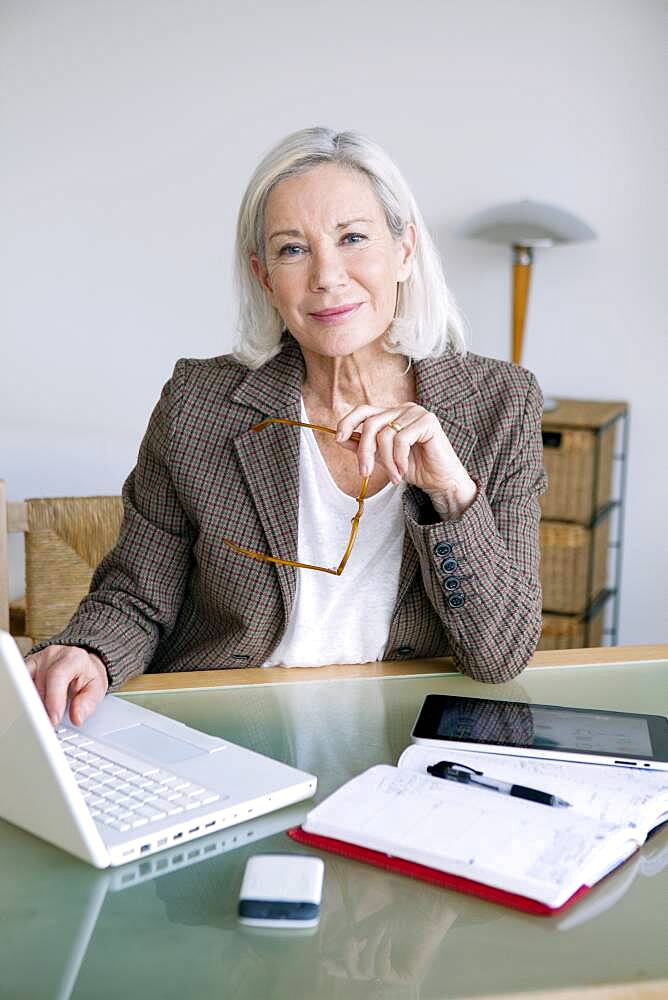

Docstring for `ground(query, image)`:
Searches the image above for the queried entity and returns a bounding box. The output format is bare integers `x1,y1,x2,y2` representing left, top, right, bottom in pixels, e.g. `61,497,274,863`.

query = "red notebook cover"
288,826,591,916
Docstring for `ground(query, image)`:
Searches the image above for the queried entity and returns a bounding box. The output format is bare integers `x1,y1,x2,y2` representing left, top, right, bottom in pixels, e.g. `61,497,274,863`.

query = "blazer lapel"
231,337,305,626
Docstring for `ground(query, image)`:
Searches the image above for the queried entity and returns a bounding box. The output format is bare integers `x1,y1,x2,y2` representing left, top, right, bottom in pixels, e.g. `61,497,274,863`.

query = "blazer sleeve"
402,371,547,683
29,364,195,689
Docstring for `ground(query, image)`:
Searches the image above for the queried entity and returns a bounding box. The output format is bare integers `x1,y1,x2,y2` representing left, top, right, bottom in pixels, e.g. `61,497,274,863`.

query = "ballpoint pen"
426,760,571,808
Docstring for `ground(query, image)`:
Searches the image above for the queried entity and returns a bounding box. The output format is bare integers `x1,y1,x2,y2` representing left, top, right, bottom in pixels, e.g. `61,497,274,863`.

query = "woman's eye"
342,232,367,245
278,244,305,256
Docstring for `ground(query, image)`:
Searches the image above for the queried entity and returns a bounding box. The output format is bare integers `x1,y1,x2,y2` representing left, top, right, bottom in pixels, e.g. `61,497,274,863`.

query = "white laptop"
0,630,317,868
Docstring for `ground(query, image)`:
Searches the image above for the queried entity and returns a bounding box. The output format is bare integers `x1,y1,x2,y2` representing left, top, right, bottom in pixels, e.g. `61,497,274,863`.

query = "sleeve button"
448,592,466,609
440,558,458,574
433,542,453,557
442,576,461,592
396,645,415,656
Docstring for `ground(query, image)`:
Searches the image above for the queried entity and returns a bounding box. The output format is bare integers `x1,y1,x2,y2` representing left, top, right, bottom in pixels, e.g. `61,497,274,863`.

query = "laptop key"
142,781,164,794
149,769,175,782
139,806,167,821
106,818,132,832
73,763,94,776
164,790,185,802
105,790,132,804
150,796,177,813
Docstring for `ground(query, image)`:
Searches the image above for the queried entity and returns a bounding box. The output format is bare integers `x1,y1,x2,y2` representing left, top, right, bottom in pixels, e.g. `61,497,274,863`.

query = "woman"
27,126,546,726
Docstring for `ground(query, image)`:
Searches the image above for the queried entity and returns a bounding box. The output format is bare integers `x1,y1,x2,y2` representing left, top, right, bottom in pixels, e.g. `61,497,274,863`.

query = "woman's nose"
309,244,348,292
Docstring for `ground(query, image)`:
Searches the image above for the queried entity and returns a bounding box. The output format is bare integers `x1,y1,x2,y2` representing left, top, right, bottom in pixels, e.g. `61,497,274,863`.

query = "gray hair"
233,127,467,368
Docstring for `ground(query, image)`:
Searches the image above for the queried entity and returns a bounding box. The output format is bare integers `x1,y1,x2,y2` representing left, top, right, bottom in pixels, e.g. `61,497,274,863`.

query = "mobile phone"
238,853,324,928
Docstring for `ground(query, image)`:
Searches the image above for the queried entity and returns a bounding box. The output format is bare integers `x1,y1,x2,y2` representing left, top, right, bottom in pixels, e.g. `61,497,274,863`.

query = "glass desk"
2,649,667,1000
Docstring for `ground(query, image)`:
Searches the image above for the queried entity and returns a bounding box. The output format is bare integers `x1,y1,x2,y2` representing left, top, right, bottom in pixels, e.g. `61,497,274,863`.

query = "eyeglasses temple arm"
251,417,361,443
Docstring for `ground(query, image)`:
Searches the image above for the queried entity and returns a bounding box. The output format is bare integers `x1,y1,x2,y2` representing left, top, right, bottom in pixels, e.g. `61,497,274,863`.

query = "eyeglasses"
221,417,370,575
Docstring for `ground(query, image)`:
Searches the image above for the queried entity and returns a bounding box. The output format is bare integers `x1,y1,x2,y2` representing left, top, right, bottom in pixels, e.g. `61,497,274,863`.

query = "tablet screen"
435,703,653,756
414,696,668,763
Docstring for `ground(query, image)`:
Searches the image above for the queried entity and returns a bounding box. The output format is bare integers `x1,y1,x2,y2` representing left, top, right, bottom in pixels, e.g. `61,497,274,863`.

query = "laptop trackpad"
107,725,207,765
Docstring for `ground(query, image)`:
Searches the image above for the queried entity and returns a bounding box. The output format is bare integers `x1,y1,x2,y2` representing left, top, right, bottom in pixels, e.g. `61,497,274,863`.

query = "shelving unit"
537,399,629,650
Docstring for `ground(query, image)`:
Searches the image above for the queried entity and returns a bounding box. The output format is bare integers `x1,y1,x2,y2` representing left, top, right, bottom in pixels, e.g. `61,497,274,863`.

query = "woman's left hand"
335,403,477,518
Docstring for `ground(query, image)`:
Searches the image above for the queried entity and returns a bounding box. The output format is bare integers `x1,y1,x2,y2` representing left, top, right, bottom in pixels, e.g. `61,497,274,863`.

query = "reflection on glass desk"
1,656,667,1000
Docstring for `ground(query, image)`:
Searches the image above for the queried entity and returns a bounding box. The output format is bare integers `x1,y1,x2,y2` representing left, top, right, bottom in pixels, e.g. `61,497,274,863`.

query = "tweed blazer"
34,335,546,687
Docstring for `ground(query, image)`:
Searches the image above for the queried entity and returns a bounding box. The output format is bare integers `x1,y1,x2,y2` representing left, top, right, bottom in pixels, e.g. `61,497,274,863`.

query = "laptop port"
173,832,183,840
205,821,216,829
140,844,151,854
188,826,200,834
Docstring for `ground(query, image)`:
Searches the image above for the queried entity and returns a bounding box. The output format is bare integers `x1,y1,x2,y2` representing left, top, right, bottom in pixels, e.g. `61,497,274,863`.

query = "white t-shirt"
262,402,405,668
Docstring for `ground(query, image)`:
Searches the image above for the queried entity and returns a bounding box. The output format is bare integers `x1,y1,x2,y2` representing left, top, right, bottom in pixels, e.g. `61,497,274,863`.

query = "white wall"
2,0,666,643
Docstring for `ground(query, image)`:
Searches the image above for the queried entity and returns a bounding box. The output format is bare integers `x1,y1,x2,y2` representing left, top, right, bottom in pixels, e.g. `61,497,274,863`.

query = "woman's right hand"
24,645,109,727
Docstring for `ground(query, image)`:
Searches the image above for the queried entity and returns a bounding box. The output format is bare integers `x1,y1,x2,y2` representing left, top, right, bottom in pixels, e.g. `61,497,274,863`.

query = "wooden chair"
0,481,123,655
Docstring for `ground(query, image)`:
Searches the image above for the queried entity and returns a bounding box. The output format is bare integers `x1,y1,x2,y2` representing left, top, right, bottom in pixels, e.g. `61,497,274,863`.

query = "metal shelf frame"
540,402,629,648
596,408,629,645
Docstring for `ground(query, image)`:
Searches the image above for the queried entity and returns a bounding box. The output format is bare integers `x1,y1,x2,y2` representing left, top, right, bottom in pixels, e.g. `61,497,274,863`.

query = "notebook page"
398,746,668,836
302,766,637,908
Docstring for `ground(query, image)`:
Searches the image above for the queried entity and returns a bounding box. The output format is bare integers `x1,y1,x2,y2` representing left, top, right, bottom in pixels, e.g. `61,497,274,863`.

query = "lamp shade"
456,199,596,248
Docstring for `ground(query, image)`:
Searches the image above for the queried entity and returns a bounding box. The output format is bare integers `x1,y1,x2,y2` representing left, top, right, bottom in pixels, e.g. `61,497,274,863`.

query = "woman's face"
251,163,416,359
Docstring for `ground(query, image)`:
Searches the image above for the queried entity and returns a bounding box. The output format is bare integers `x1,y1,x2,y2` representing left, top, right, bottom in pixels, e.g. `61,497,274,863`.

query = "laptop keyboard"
56,727,221,833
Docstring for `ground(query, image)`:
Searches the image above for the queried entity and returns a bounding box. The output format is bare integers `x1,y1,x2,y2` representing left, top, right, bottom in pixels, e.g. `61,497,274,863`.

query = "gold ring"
388,420,403,432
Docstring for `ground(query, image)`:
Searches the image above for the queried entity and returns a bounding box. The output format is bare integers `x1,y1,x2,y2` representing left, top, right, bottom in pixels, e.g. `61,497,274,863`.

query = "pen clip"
427,761,484,780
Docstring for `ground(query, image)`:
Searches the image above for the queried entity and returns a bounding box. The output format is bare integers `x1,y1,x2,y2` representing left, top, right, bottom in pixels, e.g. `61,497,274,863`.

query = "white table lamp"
456,199,596,367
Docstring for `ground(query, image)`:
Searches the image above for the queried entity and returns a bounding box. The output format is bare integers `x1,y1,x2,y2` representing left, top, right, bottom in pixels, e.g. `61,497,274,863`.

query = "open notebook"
289,745,668,915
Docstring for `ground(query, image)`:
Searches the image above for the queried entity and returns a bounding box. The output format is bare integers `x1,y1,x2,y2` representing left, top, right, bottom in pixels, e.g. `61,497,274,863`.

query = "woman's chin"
296,325,387,359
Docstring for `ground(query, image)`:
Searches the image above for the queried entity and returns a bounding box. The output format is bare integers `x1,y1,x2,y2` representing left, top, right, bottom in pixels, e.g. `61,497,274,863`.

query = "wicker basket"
540,423,615,524
538,604,605,651
540,514,610,614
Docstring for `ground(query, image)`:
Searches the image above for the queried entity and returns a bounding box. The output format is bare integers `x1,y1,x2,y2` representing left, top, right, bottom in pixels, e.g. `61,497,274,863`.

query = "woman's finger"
32,663,49,706
389,417,420,478
352,408,413,476
375,424,403,483
42,660,78,726
335,404,384,442
69,671,106,726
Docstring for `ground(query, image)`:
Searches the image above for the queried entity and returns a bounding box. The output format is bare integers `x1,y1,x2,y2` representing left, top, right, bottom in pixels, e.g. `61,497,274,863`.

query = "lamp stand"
511,245,533,365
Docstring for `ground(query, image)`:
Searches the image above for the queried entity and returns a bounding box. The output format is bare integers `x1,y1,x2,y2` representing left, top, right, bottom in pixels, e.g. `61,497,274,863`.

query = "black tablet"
411,695,668,770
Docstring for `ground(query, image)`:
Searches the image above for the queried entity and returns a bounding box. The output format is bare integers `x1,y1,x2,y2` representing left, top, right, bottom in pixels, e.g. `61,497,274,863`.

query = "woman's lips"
309,303,363,323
